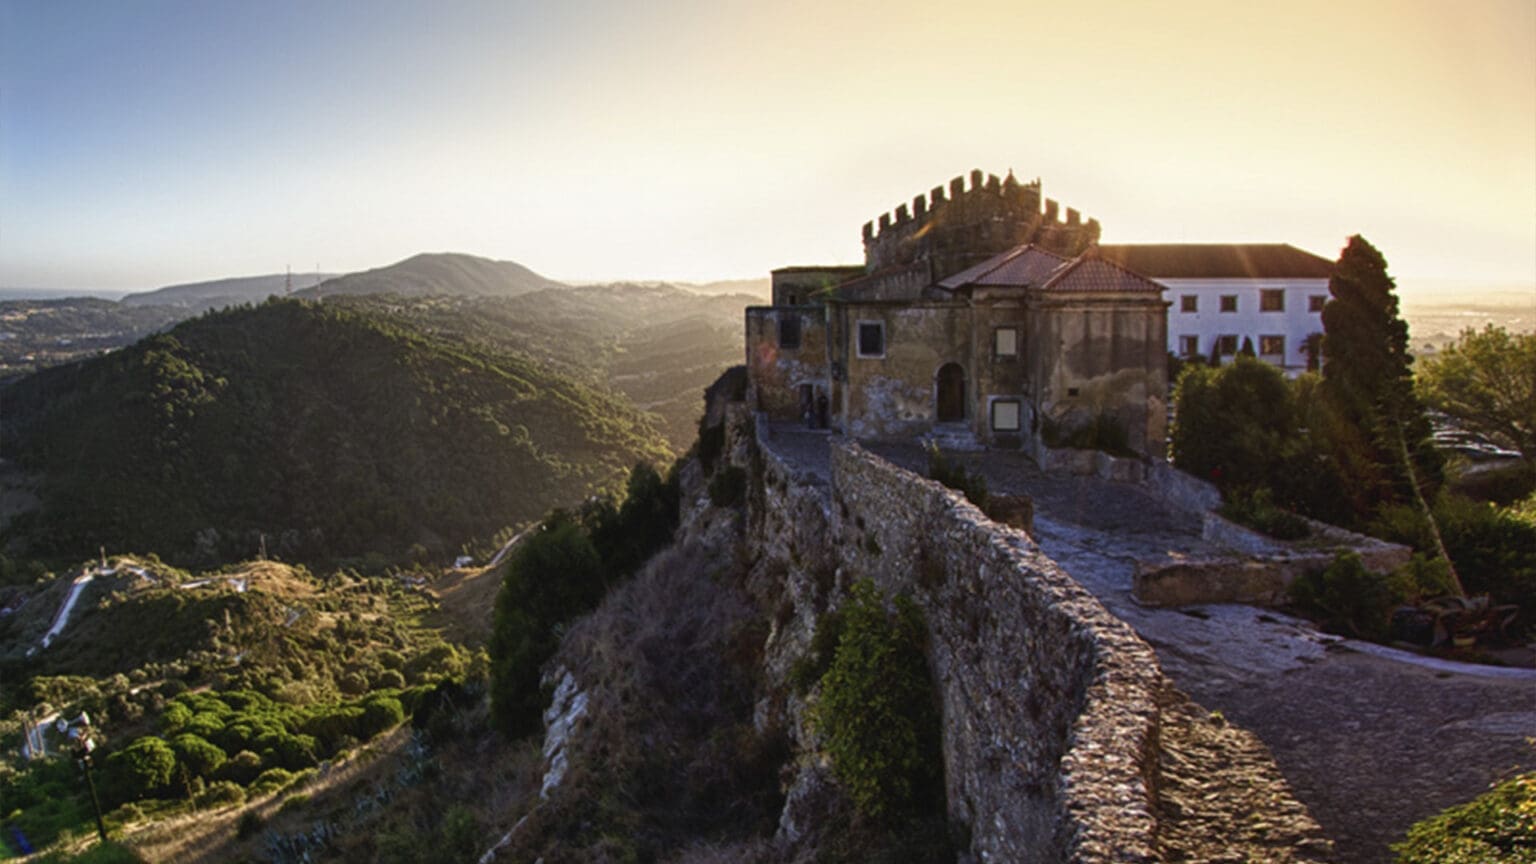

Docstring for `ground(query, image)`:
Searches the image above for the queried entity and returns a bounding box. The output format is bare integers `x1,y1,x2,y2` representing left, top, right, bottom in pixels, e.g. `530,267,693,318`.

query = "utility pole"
62,714,108,843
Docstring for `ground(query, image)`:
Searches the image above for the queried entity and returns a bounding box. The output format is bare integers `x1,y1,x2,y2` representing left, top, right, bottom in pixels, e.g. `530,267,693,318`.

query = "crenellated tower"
860,169,1101,283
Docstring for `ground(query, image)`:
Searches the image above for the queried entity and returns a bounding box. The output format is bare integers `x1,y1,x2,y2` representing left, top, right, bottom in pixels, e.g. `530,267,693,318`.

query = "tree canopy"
1416,325,1536,463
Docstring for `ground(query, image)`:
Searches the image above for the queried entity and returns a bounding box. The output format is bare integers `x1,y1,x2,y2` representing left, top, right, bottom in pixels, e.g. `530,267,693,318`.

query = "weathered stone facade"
747,170,1168,459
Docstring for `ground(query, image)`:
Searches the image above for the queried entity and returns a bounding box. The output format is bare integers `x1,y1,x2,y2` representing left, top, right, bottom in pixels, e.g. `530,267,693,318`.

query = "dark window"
1260,289,1284,312
1215,334,1238,355
1220,295,1238,313
1180,295,1198,313
1179,335,1199,356
1309,295,1326,313
778,317,801,350
786,292,799,306
1260,335,1285,356
857,321,884,357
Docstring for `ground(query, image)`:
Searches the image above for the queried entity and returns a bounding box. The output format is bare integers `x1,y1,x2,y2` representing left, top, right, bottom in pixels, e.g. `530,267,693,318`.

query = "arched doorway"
936,363,966,422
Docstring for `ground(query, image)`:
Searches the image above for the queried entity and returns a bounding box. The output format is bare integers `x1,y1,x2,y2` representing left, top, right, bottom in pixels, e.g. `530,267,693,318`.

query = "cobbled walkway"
762,423,1536,864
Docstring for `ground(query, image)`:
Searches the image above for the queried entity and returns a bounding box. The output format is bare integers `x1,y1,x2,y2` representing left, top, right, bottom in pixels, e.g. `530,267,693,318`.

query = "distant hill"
299,252,565,300
121,272,336,310
1,298,672,566
322,285,751,451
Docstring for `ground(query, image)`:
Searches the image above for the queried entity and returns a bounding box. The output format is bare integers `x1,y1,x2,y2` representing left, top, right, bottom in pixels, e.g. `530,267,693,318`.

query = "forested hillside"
0,299,672,567
321,285,748,450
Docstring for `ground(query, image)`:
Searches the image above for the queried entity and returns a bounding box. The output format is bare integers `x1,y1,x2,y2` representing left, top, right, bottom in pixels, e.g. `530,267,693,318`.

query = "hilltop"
0,298,672,567
297,253,564,300
120,273,336,312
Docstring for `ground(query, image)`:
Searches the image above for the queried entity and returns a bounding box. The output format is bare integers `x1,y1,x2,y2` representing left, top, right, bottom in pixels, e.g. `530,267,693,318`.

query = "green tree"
489,513,607,737
1417,325,1536,464
104,736,177,803
1321,236,1460,592
816,580,943,822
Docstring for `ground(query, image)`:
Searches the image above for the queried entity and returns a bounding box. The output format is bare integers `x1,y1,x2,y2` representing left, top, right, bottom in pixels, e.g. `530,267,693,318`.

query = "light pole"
60,713,108,844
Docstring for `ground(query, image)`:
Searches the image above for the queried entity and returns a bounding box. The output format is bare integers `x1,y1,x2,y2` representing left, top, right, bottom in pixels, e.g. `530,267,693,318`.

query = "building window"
856,321,885,358
1220,295,1238,313
1259,335,1285,356
990,399,1021,432
1260,289,1284,312
786,292,799,306
994,327,1018,358
1215,334,1238,356
778,317,801,350
1309,295,1326,313
1178,335,1200,356
1180,295,1197,313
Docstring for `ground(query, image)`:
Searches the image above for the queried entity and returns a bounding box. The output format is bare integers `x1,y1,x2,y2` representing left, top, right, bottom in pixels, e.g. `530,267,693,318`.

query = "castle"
746,170,1169,458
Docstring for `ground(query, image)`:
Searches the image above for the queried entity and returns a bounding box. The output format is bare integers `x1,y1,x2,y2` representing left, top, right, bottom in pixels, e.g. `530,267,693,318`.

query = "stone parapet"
827,440,1164,860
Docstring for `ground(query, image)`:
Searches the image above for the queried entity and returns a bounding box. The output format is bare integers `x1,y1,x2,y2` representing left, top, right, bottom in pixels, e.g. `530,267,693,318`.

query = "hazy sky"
3,0,1534,292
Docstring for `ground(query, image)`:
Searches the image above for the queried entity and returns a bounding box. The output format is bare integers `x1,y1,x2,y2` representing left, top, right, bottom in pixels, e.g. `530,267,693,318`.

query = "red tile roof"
936,244,1069,290
1089,244,1334,279
1041,257,1164,294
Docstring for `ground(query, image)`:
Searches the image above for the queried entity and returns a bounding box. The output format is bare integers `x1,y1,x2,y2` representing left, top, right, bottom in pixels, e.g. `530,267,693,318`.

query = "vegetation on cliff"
2,298,672,568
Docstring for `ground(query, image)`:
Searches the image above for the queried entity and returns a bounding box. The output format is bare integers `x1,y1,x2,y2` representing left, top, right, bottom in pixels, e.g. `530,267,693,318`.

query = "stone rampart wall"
818,441,1165,861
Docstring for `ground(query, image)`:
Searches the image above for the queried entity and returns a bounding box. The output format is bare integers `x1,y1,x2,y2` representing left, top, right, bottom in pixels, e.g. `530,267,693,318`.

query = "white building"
1093,244,1335,375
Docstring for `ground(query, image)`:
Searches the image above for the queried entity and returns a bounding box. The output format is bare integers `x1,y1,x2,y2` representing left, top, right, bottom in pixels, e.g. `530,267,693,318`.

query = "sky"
2,0,1534,294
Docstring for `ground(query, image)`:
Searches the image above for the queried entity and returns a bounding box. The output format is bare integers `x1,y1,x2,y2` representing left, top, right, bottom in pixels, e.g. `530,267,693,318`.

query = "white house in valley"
1092,244,1335,375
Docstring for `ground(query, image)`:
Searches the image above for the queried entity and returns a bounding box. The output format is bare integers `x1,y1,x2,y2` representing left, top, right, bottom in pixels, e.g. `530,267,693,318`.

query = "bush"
1042,412,1133,457
247,766,295,797
357,695,405,739
1394,772,1536,863
104,736,178,804
489,513,608,737
789,608,845,695
217,750,264,785
170,733,227,780
193,779,245,809
926,444,987,509
1219,488,1310,540
236,810,265,840
1290,552,1413,641
816,580,943,822
708,465,747,508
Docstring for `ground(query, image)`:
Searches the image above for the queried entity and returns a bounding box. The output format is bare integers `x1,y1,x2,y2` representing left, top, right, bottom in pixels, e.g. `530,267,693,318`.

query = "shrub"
489,513,607,737
816,580,943,822
194,779,245,809
1042,412,1133,457
218,749,264,785
357,695,405,739
708,465,748,508
1219,488,1310,540
926,444,987,509
1290,552,1413,640
170,732,227,780
104,736,178,804
236,809,265,840
789,608,845,695
1393,772,1536,863
247,766,295,797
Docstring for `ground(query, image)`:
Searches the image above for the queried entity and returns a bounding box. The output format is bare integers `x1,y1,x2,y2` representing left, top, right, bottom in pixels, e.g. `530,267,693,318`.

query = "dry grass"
426,564,502,646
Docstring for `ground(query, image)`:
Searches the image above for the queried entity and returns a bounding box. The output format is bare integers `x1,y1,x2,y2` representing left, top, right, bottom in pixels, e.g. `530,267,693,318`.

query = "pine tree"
1321,235,1461,593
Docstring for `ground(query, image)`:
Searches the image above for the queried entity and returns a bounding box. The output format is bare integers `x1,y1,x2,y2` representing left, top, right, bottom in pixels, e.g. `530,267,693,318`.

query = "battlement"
861,169,1101,283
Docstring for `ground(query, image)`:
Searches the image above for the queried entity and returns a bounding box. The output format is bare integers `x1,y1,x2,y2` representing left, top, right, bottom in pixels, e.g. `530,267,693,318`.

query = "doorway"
936,363,966,422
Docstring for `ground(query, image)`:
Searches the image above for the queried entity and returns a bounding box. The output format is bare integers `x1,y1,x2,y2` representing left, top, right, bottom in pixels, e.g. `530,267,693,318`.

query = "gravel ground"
763,425,1536,863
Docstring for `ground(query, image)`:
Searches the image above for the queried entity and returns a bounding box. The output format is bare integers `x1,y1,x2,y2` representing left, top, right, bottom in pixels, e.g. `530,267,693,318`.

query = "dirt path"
772,427,1536,863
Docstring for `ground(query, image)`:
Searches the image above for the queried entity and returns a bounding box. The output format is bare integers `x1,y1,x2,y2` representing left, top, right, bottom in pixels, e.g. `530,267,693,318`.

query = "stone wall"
734,413,1330,861
825,441,1164,861
861,169,1101,279
745,306,830,421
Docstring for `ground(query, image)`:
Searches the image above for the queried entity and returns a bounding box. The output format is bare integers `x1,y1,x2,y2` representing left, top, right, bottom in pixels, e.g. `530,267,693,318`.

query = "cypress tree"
1321,236,1461,592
